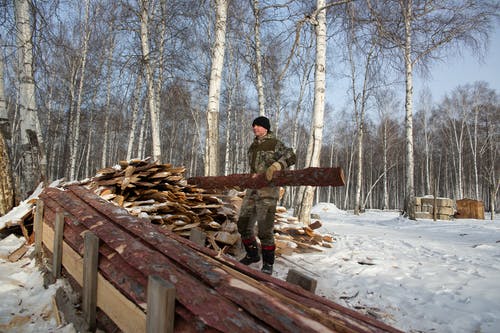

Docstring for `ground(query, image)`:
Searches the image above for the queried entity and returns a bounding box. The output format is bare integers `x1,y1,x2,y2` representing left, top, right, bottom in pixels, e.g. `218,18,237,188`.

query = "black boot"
240,238,260,265
261,245,275,275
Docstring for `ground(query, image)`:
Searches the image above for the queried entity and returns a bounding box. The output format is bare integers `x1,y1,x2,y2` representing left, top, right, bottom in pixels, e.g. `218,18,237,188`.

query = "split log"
187,167,345,189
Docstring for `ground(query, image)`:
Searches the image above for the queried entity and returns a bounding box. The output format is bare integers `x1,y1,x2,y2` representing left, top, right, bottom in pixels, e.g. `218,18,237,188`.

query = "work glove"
265,162,282,181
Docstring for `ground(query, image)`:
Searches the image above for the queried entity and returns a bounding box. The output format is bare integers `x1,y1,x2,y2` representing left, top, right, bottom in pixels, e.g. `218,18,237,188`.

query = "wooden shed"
455,199,485,219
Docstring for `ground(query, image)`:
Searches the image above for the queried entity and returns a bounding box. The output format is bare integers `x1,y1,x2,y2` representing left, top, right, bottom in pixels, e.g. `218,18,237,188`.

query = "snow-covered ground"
275,203,500,333
0,235,75,333
1,203,499,332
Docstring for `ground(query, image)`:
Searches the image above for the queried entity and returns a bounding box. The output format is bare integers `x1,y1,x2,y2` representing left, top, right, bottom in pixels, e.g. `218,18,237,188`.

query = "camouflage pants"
237,187,279,247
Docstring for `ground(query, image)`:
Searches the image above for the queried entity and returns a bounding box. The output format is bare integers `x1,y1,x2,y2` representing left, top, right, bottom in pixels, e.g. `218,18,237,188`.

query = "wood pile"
39,185,401,333
414,196,455,220
80,158,335,256
84,158,241,253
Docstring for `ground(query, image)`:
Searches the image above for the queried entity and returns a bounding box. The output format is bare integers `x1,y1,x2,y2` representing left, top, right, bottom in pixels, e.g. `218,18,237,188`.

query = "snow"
275,204,500,333
0,243,76,332
1,203,499,332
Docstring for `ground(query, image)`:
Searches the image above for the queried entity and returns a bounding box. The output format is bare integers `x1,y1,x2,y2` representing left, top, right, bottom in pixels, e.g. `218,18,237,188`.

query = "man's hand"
266,162,282,181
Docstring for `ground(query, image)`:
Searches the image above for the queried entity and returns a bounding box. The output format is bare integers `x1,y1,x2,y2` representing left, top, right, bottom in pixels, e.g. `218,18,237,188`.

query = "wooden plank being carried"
187,167,345,189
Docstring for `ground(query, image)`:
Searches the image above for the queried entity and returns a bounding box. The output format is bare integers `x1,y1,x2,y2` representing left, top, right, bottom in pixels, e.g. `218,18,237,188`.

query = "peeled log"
188,167,345,189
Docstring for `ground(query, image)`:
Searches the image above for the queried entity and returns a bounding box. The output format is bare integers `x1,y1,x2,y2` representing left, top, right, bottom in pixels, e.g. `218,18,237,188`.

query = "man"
238,116,296,275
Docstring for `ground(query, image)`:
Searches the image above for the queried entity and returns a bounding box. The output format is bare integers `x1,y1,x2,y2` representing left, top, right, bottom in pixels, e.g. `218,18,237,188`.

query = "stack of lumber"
81,158,335,255
414,196,455,220
39,185,401,333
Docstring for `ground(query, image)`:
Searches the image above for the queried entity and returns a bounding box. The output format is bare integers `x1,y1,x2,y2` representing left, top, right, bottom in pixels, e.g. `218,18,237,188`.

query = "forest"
0,0,498,219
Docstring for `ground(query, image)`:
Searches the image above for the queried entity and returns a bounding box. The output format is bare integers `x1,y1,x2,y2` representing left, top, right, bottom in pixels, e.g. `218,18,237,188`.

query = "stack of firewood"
86,158,240,249
83,158,335,254
274,207,335,254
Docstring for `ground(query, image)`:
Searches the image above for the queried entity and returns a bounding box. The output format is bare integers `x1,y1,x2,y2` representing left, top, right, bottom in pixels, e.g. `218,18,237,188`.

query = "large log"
187,167,345,189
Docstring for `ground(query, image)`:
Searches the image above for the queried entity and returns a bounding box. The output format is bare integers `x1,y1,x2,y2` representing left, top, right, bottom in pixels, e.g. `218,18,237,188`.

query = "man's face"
252,124,268,138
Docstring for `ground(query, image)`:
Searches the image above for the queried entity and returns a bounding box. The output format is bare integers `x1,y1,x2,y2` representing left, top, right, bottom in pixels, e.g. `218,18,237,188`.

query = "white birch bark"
297,0,326,225
15,0,46,197
126,73,144,161
402,0,416,219
101,34,115,168
382,118,389,209
140,0,162,163
205,0,228,176
69,0,90,180
252,0,266,116
138,105,147,159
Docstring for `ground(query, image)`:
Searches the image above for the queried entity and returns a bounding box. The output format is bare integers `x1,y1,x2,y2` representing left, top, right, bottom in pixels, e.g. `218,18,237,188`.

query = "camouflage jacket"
248,131,296,174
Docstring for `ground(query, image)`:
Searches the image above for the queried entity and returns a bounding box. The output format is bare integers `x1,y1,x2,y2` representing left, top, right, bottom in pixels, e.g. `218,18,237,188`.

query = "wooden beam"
83,232,99,332
187,167,345,189
34,199,44,260
146,275,175,333
286,268,318,293
52,210,64,279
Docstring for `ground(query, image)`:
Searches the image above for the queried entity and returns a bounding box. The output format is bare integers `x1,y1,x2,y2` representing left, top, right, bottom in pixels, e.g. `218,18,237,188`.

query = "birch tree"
345,1,377,215
101,29,116,168
0,51,14,214
14,0,46,197
140,0,162,163
252,0,266,116
296,0,327,225
68,0,91,181
205,0,229,176
375,89,401,210
126,73,144,161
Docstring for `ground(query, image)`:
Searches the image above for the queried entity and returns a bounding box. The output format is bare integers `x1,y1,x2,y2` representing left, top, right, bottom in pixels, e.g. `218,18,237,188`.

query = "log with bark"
187,166,345,189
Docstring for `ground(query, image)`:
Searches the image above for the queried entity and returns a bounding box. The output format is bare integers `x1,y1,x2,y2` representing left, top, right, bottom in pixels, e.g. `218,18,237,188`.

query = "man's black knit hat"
252,116,271,131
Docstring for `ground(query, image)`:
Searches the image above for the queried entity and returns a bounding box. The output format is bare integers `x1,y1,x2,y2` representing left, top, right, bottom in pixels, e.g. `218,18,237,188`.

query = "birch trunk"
205,0,228,176
402,1,415,219
101,34,116,168
68,0,91,180
15,0,46,197
466,94,480,200
382,118,389,210
0,52,14,214
252,0,266,116
140,0,162,163
297,0,326,225
223,43,236,176
126,73,144,161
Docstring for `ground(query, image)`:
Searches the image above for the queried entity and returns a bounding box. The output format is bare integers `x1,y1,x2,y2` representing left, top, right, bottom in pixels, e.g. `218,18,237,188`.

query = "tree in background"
14,0,46,198
0,50,14,213
367,0,499,218
205,0,229,176
296,0,327,225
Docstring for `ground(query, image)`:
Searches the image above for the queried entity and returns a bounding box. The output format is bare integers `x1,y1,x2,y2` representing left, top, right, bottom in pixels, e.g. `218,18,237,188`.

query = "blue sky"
413,26,500,103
